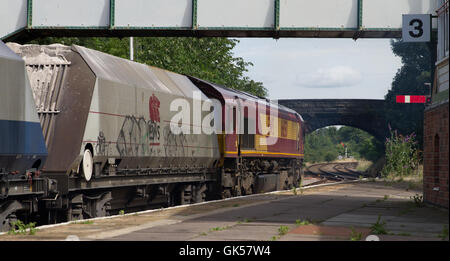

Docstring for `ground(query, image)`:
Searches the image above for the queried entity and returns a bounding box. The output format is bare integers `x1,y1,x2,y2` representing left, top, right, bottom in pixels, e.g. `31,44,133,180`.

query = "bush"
382,128,419,177
324,152,336,162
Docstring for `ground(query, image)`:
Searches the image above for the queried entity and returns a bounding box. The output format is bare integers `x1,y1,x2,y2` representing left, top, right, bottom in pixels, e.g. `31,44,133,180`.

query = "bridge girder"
1,0,438,42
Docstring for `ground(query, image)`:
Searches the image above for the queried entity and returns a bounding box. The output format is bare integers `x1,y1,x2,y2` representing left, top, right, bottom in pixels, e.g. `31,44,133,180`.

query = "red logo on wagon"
149,94,160,122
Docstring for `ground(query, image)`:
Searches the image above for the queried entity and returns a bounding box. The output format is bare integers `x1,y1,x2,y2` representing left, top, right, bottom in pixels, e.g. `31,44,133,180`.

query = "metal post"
130,37,134,61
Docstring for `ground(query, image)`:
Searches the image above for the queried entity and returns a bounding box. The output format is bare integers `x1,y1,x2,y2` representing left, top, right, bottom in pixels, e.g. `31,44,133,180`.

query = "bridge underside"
279,99,388,141
1,0,438,42
5,29,405,44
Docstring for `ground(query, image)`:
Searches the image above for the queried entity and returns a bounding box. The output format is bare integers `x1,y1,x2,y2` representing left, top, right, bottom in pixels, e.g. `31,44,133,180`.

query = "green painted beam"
192,0,198,30
110,0,115,29
27,0,33,28
358,0,363,30
274,0,280,31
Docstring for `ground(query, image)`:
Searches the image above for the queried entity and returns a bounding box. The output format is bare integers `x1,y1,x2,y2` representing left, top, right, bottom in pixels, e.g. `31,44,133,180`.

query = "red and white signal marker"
396,95,428,103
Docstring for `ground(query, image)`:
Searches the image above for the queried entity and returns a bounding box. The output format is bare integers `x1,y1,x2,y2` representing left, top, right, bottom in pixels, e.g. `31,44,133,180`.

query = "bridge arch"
279,99,388,142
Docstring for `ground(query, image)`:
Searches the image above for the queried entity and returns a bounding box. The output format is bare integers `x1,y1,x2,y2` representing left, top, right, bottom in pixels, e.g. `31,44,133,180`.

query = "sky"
232,38,403,100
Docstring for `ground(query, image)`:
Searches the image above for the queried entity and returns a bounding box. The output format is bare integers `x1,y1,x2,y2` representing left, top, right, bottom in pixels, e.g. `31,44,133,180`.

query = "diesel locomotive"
0,42,304,231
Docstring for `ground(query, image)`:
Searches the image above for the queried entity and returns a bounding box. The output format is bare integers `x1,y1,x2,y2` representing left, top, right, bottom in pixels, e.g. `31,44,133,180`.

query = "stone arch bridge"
278,99,388,141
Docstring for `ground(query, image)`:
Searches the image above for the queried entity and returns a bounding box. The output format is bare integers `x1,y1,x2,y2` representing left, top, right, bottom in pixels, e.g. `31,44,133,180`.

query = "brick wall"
423,102,449,208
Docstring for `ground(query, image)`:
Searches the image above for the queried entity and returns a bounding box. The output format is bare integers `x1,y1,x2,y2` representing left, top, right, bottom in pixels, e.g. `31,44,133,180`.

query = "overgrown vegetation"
8,220,38,235
295,219,311,226
370,215,388,235
278,225,290,236
349,227,363,241
410,194,424,207
209,225,232,232
382,128,420,178
304,126,383,163
384,40,433,149
438,225,449,241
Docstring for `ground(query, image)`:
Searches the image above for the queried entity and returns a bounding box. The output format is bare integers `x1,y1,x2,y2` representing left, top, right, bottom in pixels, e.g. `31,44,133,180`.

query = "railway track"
305,162,364,184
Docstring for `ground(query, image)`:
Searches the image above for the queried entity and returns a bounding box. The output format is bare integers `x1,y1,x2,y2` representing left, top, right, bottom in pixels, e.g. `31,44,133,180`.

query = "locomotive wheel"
81,149,93,182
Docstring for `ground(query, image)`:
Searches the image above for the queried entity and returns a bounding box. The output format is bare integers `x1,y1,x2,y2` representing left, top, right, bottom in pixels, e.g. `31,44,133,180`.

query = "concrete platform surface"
1,181,448,241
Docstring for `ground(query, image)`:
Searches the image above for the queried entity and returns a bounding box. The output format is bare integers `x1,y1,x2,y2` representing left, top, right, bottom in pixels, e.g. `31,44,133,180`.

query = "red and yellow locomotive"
190,77,304,198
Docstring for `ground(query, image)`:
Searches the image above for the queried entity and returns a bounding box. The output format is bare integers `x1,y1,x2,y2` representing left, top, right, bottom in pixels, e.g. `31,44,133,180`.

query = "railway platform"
0,180,448,241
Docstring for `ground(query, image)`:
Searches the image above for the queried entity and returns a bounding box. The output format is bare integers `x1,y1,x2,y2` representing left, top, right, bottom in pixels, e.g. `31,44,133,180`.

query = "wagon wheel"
80,149,93,182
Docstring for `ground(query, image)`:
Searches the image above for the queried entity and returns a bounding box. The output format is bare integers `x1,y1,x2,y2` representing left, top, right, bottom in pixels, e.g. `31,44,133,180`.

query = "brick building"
423,0,449,208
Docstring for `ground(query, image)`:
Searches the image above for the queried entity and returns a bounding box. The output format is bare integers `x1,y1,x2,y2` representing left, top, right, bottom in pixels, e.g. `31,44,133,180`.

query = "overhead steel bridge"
1,0,438,42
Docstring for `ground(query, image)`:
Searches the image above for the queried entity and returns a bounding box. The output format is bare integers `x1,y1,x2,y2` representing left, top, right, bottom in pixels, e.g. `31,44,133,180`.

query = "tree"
28,37,267,97
384,39,434,148
304,126,383,163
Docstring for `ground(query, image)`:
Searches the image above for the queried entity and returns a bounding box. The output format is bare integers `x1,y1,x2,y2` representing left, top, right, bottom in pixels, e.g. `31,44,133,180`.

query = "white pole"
130,37,134,61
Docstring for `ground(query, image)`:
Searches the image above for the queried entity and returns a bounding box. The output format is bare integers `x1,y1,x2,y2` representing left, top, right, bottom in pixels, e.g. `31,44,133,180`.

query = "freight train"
0,42,304,231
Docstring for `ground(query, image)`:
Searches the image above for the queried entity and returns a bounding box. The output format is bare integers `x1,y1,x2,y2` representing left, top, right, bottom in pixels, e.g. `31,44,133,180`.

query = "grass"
383,167,423,191
349,227,363,241
237,218,252,224
278,226,289,236
438,225,449,241
356,160,373,172
209,226,231,232
410,194,424,207
370,215,388,235
8,220,38,235
295,219,311,226
119,210,125,215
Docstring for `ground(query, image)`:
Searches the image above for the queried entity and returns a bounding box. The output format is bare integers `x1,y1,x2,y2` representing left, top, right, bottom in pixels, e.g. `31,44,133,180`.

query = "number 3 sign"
402,14,431,42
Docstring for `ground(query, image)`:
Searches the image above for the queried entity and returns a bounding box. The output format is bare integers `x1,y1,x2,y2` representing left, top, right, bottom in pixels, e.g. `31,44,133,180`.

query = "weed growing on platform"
8,220,37,235
410,194,424,207
370,215,388,235
236,218,251,224
350,227,362,241
438,225,448,240
278,226,289,235
295,219,311,226
119,210,125,215
209,226,231,232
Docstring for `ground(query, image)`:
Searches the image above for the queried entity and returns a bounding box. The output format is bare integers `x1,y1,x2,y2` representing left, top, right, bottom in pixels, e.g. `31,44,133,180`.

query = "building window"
437,0,449,60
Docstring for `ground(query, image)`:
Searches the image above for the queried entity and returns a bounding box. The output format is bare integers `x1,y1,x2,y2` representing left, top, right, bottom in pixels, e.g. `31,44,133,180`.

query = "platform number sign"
402,14,431,42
